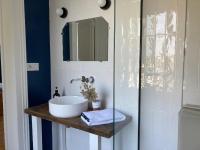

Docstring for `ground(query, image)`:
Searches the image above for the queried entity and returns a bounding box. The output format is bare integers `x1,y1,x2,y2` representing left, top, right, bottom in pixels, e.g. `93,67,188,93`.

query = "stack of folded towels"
81,108,126,126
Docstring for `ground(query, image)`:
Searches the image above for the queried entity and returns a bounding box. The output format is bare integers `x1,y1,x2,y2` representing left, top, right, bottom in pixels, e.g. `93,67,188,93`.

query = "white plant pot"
92,100,101,110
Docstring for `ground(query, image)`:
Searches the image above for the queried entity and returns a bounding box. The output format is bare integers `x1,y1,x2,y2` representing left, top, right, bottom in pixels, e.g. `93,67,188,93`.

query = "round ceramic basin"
49,96,88,118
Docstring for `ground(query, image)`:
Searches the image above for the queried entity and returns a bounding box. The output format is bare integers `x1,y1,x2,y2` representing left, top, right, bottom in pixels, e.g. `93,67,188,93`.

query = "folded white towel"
81,108,126,126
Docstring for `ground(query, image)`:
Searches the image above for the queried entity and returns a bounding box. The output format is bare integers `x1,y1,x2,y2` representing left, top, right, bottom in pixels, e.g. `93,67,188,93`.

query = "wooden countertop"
24,103,131,138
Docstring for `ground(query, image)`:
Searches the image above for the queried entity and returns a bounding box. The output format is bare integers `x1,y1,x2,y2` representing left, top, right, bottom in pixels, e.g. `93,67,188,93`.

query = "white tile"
114,0,141,150
140,0,184,150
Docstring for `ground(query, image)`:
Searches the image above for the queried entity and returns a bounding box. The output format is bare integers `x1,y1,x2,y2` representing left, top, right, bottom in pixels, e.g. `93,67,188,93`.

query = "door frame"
0,0,30,149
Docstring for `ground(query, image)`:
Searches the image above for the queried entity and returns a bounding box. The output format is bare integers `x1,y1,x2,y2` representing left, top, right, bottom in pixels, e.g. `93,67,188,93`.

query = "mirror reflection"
62,17,109,61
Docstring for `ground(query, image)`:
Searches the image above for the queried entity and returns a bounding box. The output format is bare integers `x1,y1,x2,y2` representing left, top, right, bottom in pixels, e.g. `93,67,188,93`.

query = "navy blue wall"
24,0,52,150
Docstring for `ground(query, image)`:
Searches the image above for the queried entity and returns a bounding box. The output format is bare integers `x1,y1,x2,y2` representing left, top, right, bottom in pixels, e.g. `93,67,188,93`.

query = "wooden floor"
0,116,4,150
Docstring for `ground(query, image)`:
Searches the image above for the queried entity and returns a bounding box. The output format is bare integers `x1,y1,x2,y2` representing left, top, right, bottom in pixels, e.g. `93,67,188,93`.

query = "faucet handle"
81,76,95,83
81,76,87,82
89,76,95,83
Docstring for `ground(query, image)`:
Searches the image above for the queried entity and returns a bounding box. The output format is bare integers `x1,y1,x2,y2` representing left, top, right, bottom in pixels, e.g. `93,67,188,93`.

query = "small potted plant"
80,81,101,110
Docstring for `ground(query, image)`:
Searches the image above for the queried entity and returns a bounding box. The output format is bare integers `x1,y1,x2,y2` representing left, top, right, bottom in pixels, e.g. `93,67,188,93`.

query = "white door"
0,0,30,150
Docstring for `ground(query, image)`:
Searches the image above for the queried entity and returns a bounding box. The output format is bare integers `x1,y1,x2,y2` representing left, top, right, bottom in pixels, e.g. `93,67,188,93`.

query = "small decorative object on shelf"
92,100,102,110
80,79,101,110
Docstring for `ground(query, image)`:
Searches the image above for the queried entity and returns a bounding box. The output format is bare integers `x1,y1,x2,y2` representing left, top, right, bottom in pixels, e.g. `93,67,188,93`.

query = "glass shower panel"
114,0,141,150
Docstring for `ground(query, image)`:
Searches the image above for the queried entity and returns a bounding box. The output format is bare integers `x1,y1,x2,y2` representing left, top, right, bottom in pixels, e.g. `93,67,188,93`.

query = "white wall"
140,0,185,150
183,0,200,107
114,0,141,150
49,0,114,149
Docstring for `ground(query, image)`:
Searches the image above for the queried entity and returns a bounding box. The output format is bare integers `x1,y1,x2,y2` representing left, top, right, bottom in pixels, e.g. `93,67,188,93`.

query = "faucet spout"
70,78,82,84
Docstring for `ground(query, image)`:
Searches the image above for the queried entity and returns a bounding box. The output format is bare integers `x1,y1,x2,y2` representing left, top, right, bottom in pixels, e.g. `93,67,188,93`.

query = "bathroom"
0,0,200,150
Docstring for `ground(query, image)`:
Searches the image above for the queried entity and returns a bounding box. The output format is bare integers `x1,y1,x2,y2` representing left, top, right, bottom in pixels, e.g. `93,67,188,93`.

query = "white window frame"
0,0,30,150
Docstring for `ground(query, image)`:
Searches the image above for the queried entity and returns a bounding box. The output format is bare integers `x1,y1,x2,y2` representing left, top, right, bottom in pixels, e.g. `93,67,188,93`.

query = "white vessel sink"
49,96,88,118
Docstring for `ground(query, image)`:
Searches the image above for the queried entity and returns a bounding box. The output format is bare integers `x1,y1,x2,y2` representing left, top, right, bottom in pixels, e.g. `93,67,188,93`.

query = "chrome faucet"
70,77,82,84
70,76,95,84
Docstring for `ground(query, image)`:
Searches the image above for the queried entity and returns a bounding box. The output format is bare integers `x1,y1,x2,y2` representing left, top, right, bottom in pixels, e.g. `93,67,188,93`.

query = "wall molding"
0,0,30,149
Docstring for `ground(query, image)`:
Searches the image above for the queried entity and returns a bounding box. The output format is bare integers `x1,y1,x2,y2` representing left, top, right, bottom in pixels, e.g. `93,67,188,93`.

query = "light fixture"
97,0,111,10
56,7,68,18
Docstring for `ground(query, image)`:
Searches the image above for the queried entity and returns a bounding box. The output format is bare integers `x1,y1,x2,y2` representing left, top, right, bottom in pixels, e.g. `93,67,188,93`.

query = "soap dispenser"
53,87,60,98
